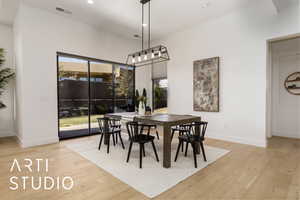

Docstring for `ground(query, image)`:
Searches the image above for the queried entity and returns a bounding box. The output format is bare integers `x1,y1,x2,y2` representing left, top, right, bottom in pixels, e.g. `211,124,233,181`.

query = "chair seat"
131,134,155,143
178,135,204,142
111,125,121,132
111,124,121,128
106,127,121,134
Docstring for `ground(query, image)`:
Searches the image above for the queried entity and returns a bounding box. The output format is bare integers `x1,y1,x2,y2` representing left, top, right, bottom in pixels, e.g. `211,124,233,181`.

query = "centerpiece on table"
135,88,149,116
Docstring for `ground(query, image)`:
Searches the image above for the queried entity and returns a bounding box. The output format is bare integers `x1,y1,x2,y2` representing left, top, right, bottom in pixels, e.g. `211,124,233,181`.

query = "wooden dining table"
104,113,201,168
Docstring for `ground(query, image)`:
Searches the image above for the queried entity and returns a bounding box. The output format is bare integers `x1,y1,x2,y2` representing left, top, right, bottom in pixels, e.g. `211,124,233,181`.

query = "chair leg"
98,133,104,150
116,133,118,144
139,144,143,169
180,131,184,152
140,126,144,134
171,129,175,141
142,144,146,157
151,141,159,162
118,132,125,149
147,127,151,137
156,130,160,140
200,142,207,162
174,140,182,162
112,134,116,146
192,143,198,168
126,141,133,162
185,142,189,157
107,134,110,154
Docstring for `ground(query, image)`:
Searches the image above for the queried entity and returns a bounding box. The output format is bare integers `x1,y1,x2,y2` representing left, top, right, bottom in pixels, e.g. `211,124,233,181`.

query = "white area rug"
65,134,229,198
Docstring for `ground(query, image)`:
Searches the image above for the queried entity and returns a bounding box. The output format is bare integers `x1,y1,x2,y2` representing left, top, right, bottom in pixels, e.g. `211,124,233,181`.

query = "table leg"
163,125,171,168
194,123,200,154
104,118,109,145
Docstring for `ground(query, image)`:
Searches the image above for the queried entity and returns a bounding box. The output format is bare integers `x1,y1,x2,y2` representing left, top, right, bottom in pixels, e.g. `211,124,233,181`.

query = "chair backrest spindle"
126,121,141,139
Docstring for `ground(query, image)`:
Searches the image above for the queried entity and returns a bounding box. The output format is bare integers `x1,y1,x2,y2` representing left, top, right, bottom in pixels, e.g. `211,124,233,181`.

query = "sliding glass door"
89,61,114,134
58,56,90,138
57,53,135,139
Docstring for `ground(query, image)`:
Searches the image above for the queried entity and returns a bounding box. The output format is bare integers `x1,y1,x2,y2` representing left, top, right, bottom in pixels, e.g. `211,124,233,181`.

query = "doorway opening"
57,52,135,140
267,35,300,141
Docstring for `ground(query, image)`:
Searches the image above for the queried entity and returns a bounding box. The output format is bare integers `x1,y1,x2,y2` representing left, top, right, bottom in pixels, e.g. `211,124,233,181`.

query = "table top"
105,112,201,126
135,114,201,126
105,112,137,120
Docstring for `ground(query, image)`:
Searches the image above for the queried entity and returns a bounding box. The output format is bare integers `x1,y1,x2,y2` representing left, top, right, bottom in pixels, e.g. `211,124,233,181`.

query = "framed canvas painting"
193,57,219,112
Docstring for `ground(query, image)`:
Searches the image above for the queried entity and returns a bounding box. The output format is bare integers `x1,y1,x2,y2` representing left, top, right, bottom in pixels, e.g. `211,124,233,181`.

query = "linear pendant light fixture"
126,0,170,67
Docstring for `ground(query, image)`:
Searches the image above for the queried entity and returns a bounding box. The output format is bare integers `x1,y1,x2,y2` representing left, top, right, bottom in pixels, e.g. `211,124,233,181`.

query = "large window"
57,53,135,139
153,78,168,113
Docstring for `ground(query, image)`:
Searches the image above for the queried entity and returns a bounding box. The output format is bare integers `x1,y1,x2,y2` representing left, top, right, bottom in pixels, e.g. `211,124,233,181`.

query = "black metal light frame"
126,0,170,67
126,45,170,67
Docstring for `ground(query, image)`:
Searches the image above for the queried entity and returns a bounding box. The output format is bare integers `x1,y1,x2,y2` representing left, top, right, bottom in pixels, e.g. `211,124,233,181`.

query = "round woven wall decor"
284,72,300,95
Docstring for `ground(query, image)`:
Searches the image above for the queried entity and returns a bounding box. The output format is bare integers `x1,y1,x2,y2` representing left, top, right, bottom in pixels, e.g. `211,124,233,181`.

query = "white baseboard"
207,132,267,148
16,135,59,148
272,131,300,139
0,130,16,137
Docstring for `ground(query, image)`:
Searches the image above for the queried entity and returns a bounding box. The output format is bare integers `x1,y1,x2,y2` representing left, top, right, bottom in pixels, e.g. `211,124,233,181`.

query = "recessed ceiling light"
87,0,94,4
200,0,211,8
201,3,210,8
142,23,147,27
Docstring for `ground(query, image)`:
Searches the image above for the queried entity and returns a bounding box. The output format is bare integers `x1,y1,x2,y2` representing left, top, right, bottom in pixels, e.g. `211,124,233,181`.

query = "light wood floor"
0,135,299,200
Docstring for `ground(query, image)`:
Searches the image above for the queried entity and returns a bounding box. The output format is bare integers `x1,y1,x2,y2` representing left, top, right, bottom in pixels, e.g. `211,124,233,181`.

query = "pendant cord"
142,4,144,51
148,1,151,49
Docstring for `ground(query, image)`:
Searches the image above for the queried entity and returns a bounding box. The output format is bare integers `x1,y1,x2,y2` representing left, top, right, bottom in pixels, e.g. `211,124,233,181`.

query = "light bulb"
132,57,135,63
158,50,161,57
144,52,148,60
138,54,141,62
151,50,154,58
87,0,94,4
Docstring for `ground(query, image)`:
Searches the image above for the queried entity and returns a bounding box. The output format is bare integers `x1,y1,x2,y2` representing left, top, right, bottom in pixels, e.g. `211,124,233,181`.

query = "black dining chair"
97,117,125,154
109,118,122,144
171,124,192,152
174,121,208,168
126,121,159,168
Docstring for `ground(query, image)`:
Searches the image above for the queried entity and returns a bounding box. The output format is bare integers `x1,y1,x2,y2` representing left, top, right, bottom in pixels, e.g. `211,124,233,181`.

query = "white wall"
14,3,139,147
0,24,15,137
154,0,299,147
271,38,300,139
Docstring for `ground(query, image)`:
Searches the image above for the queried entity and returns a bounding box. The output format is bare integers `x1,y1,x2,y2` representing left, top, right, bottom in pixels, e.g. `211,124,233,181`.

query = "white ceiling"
0,0,298,40
22,0,256,40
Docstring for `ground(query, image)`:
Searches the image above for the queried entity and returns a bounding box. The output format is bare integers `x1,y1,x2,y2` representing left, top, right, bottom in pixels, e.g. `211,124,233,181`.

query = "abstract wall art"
193,57,219,112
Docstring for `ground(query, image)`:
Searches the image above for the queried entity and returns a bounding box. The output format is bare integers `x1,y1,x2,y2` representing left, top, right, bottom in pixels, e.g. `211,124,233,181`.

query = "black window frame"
56,52,136,140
